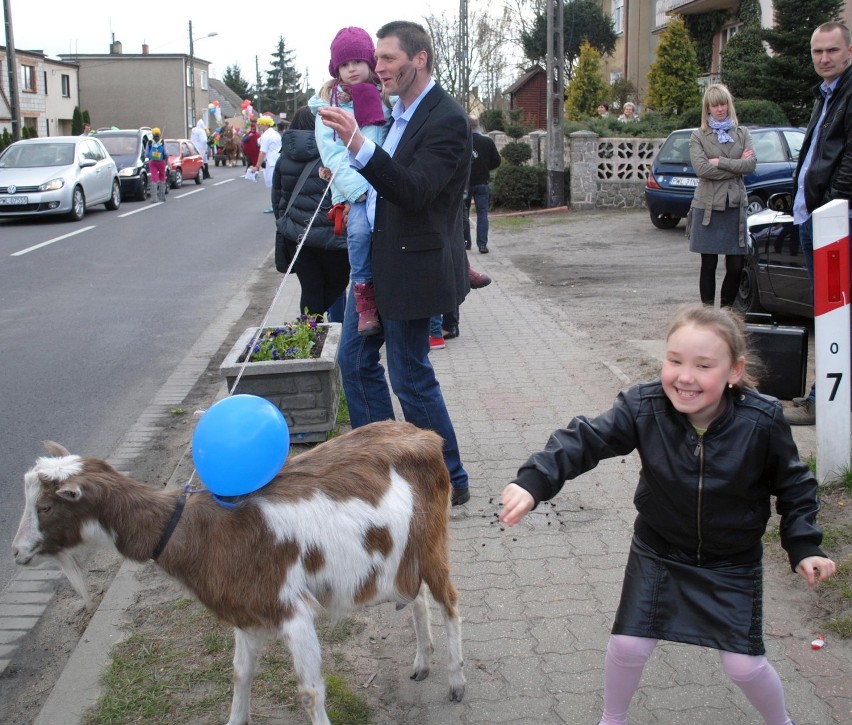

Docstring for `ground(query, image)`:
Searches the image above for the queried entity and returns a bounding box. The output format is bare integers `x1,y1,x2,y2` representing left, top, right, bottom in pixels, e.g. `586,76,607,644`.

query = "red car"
165,138,204,189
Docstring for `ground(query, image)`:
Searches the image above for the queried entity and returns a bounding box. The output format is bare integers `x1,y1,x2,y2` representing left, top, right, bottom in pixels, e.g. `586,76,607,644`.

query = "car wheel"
746,194,765,216
649,211,681,229
172,168,183,189
732,256,765,314
68,186,86,222
195,167,203,185
135,173,149,201
104,180,121,210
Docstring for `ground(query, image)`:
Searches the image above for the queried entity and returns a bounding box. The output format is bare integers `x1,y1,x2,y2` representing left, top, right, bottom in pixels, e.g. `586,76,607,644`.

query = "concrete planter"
219,323,342,444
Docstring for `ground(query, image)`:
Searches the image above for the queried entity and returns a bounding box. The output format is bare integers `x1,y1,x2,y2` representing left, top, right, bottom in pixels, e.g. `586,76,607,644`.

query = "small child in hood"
309,26,391,336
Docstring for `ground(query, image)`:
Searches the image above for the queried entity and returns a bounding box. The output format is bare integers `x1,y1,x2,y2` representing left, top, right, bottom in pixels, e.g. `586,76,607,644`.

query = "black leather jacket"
514,382,825,570
793,64,852,214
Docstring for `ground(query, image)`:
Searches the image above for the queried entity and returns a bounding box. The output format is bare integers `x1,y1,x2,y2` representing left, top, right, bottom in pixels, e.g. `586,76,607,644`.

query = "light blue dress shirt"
351,79,436,229
794,79,839,225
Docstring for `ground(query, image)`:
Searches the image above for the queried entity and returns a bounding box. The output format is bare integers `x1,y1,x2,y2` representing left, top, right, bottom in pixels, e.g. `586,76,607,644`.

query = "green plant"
482,109,505,132
565,41,610,121
239,314,326,362
647,17,701,117
501,141,532,166
491,164,547,209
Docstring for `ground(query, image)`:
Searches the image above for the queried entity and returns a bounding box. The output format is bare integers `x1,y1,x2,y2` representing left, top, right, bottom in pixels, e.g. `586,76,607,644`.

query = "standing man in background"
318,20,472,505
466,114,501,254
785,21,852,426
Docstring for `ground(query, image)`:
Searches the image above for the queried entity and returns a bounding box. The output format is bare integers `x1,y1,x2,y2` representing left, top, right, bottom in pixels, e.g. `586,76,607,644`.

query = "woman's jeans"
347,201,373,284
338,285,469,491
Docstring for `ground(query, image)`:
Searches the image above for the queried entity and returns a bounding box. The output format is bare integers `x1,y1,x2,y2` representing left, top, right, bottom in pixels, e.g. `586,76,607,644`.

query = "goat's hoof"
410,667,430,682
449,683,466,702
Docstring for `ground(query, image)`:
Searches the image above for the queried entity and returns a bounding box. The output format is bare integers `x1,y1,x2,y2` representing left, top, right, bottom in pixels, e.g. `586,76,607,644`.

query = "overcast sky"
5,0,464,93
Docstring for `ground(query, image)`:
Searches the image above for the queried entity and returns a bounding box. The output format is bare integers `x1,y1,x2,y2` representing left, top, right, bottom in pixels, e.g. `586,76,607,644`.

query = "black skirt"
612,536,765,656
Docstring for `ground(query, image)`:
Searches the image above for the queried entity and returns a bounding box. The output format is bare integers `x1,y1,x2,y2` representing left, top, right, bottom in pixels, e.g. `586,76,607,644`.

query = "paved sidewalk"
22,218,852,723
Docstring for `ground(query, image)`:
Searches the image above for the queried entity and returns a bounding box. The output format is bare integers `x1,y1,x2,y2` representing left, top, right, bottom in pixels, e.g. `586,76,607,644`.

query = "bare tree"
424,4,517,110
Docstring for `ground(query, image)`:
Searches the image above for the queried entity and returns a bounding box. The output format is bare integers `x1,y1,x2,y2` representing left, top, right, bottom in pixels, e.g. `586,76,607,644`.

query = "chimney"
142,44,149,54
110,40,123,55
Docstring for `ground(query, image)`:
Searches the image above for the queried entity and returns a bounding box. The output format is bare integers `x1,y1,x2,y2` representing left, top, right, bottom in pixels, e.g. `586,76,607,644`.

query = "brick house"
505,65,547,131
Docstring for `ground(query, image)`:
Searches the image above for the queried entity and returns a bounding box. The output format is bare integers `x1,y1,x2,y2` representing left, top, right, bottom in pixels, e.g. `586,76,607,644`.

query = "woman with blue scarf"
688,84,756,307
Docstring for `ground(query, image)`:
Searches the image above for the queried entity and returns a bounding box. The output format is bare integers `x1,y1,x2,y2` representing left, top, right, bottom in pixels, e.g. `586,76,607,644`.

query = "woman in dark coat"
272,106,349,321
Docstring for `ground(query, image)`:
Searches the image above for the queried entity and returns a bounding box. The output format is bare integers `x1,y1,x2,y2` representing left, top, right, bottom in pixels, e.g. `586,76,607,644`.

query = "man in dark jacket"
466,114,502,253
318,20,472,505
785,21,852,426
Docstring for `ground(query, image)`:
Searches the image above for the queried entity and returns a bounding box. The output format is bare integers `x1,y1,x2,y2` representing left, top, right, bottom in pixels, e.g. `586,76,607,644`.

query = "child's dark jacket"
514,381,825,571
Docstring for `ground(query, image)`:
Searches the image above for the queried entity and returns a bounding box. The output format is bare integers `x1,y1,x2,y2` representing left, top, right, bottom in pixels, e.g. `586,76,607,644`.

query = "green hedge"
491,164,548,210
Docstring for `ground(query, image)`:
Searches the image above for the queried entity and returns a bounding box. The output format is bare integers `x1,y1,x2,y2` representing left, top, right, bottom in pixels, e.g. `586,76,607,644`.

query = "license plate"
0,195,28,205
669,177,698,187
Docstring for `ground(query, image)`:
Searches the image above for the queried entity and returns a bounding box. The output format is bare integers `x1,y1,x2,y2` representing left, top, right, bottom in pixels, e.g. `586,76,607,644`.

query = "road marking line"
213,178,234,186
174,188,204,199
10,226,96,256
118,204,160,217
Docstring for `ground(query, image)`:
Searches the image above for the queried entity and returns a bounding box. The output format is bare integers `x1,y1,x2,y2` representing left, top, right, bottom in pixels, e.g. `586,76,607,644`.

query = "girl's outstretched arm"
795,555,837,588
499,483,535,526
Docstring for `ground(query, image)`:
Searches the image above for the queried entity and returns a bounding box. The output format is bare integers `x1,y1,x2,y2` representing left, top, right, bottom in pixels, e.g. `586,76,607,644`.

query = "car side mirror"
79,158,97,168
767,192,792,213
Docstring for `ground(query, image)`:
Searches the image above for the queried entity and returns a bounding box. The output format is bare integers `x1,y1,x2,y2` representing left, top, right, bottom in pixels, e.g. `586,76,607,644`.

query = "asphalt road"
0,164,279,589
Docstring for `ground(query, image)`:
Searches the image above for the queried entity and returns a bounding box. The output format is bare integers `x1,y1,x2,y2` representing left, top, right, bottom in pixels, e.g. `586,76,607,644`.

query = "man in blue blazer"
319,20,471,505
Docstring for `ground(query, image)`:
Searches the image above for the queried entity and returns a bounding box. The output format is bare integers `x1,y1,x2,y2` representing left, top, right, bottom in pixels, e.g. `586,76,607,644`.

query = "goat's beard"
55,550,91,606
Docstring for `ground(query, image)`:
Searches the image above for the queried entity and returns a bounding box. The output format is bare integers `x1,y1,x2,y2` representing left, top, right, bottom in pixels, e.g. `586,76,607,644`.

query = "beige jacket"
688,126,756,231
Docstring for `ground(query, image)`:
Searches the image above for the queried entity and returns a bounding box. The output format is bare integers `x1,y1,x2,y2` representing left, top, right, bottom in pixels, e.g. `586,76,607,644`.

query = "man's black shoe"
442,325,459,339
478,246,489,254
451,488,470,506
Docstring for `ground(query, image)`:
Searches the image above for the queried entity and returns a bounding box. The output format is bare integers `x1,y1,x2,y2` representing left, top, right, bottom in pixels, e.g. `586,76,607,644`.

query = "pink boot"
353,281,382,336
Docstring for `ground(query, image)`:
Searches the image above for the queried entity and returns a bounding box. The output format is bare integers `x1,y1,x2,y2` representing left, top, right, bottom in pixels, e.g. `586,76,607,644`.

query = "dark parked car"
734,194,813,319
644,126,805,229
93,128,154,201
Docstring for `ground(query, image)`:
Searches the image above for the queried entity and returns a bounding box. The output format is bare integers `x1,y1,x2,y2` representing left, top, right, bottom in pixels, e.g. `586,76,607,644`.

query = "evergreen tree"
72,107,83,135
521,0,617,79
223,64,252,100
764,0,844,125
720,27,772,102
263,36,302,114
82,109,91,127
565,42,609,120
646,18,701,116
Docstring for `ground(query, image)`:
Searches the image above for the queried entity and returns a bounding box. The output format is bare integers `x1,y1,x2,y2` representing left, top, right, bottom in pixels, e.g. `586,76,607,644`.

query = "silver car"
0,136,121,222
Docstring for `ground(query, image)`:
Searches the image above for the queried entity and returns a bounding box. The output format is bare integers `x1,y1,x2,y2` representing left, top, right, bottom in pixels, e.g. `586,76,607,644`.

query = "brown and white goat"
13,420,465,725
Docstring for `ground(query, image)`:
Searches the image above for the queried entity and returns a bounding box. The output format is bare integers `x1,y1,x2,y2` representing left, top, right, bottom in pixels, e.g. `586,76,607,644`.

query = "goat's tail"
56,550,91,606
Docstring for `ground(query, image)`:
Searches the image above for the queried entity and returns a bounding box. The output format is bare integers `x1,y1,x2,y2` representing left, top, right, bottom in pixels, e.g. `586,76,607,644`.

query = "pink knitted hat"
329,27,376,77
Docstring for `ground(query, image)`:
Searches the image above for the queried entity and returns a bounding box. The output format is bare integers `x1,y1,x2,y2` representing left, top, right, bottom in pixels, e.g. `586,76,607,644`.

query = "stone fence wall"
488,130,665,211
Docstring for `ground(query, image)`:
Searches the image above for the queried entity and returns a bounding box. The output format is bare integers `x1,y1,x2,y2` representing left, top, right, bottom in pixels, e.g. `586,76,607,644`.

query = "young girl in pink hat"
309,27,391,335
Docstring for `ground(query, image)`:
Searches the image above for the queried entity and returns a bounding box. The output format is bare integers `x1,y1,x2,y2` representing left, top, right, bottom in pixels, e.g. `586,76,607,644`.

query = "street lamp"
188,21,218,133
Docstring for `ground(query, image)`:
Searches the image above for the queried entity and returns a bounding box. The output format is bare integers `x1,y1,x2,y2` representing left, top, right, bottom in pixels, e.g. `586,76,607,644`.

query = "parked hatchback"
93,128,153,201
734,193,813,319
0,136,121,222
165,139,204,188
644,126,805,229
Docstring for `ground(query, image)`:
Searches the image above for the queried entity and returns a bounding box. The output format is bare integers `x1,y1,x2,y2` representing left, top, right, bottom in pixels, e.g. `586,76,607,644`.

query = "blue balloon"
192,394,289,496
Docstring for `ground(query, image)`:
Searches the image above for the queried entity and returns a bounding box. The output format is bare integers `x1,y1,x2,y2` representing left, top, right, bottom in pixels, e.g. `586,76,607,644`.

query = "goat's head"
12,441,93,602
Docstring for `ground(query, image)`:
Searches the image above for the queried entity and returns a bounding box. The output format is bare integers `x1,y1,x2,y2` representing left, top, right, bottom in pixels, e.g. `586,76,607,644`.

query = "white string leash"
227,128,357,396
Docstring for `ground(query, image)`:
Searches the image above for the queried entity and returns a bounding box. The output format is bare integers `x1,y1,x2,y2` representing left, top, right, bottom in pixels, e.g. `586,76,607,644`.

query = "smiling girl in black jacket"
501,304,835,725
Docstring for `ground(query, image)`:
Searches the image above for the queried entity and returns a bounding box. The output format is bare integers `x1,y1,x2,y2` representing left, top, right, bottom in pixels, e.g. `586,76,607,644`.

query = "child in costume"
309,27,391,335
146,127,169,203
501,304,836,725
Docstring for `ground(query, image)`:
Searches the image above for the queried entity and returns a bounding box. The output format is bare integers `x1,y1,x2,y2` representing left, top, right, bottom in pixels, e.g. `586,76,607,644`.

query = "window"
200,70,208,91
61,74,71,97
612,0,624,35
720,24,741,53
186,66,193,87
21,64,35,92
43,71,48,94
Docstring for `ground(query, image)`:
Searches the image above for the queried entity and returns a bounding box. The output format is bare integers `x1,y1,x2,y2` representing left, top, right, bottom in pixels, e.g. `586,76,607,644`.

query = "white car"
0,136,122,222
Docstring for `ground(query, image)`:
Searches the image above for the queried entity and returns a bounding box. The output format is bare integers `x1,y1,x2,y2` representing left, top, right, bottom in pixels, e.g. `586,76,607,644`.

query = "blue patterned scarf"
707,116,735,144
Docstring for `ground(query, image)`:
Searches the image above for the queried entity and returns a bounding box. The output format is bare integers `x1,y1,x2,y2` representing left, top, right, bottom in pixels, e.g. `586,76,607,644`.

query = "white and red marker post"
811,199,851,482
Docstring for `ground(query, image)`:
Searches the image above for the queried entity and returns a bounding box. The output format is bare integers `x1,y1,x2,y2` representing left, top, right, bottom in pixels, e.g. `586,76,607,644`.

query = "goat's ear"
56,483,83,501
43,440,71,458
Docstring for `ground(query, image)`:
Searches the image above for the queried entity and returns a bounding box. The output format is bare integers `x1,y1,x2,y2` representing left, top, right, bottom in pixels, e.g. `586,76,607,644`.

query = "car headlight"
38,178,65,192
118,166,141,178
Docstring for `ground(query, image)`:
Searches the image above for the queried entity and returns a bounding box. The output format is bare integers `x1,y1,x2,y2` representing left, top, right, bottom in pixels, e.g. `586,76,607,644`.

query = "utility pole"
188,20,196,134
3,0,21,141
459,0,469,110
546,0,565,207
